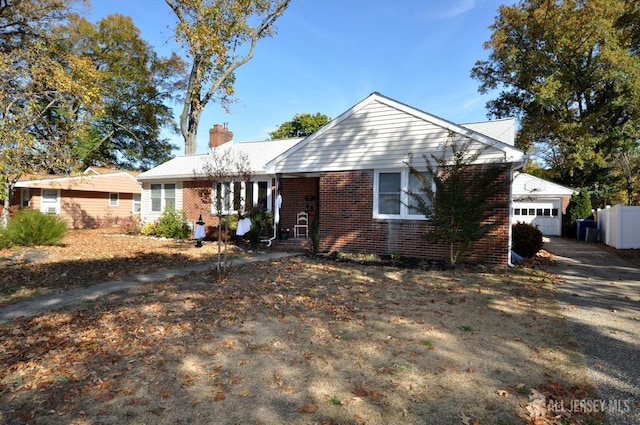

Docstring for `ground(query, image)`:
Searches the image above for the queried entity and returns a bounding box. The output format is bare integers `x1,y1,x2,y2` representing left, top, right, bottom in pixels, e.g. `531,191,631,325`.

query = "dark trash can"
577,219,596,241
585,227,599,242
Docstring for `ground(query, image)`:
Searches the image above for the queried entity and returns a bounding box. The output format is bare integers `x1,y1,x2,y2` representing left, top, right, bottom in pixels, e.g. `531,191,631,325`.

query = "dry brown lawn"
0,230,606,425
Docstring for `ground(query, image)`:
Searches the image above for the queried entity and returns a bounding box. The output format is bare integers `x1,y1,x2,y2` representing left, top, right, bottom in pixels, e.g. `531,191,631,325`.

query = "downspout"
508,155,528,267
265,174,281,247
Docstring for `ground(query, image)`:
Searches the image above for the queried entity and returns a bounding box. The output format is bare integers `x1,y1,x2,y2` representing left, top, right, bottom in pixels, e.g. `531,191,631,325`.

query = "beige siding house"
14,168,141,228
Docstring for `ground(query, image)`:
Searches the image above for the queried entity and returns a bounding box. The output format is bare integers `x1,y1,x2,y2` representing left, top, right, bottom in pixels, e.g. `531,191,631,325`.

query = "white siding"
512,172,574,197
274,100,508,174
141,181,183,222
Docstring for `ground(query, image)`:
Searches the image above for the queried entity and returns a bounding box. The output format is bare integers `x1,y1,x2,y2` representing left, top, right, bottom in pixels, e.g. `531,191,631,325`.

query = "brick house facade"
137,93,524,266
316,168,511,266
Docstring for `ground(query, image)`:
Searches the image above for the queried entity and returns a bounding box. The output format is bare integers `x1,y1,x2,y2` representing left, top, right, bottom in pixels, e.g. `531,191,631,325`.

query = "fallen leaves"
0,234,604,424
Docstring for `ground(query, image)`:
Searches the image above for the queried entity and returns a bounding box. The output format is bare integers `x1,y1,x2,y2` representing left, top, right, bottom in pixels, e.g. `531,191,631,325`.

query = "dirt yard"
0,230,607,424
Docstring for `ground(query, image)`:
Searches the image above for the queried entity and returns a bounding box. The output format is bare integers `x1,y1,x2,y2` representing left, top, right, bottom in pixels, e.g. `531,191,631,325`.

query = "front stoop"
270,237,310,253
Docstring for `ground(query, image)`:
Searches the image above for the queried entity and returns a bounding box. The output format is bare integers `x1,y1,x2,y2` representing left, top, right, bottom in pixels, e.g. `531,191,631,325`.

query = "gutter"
264,174,281,247
507,155,529,267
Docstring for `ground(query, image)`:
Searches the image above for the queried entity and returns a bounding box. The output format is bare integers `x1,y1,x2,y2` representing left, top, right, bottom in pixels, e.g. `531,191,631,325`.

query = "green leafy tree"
0,40,103,227
564,188,593,237
406,135,510,266
54,14,185,170
608,142,640,205
165,0,291,155
269,112,331,139
471,0,640,193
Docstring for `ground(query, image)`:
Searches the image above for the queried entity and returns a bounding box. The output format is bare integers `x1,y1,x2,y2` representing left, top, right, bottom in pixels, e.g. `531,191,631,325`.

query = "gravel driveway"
544,237,640,425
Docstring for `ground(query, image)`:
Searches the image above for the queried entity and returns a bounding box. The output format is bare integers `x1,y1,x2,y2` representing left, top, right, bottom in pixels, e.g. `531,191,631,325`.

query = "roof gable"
512,172,575,196
266,92,524,174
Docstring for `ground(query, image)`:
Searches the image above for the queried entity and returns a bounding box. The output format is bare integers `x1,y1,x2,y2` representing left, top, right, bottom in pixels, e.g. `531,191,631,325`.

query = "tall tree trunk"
1,181,14,228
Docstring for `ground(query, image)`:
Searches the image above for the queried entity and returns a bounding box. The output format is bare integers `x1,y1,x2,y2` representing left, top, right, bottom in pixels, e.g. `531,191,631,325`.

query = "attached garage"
512,173,574,236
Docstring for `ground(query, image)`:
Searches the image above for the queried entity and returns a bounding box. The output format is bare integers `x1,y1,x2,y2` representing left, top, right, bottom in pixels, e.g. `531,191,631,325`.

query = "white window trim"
109,192,119,207
249,180,272,212
132,194,141,214
211,180,272,215
40,189,60,214
373,169,432,220
150,183,176,213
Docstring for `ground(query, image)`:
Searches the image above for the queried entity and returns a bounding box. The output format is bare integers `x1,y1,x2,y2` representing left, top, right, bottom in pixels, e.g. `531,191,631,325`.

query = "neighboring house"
13,168,141,229
511,172,575,236
137,93,526,265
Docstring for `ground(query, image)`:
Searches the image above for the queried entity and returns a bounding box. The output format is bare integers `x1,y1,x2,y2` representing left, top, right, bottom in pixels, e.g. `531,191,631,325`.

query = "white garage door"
513,198,562,236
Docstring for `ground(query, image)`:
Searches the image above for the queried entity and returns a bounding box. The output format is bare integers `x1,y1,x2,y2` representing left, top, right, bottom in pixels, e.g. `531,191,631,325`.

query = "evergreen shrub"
512,222,543,258
4,208,67,246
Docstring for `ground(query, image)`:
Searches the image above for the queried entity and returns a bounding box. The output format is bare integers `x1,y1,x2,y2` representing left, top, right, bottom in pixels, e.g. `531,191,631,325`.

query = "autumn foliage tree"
1,1,187,227
0,32,103,227
55,13,186,170
472,0,640,200
165,0,291,154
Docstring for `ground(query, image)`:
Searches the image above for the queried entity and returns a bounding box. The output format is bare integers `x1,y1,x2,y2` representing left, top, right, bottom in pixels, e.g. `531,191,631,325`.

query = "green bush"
563,188,592,237
140,221,157,236
0,230,11,249
221,214,239,232
4,208,67,246
247,210,262,249
512,222,543,258
155,209,191,239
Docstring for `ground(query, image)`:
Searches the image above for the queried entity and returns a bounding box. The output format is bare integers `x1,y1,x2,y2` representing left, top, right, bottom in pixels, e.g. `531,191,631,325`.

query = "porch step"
270,237,310,253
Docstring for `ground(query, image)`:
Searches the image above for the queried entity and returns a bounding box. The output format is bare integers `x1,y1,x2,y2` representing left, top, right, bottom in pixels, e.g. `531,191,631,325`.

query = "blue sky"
88,0,509,154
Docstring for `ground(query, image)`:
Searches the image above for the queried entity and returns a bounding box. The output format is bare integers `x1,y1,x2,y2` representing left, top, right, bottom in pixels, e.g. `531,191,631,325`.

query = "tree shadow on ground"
0,257,611,425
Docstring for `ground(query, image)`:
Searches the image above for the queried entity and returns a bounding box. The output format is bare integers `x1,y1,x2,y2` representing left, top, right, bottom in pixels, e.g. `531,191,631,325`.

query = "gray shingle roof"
137,138,302,181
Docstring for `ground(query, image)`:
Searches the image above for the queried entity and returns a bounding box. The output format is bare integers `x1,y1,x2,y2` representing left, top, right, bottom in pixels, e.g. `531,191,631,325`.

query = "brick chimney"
209,123,233,149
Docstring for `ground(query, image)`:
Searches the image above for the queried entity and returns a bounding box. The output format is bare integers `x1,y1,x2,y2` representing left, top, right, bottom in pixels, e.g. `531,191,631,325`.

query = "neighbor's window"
132,194,141,213
109,193,119,207
21,188,30,207
41,189,59,214
374,170,432,219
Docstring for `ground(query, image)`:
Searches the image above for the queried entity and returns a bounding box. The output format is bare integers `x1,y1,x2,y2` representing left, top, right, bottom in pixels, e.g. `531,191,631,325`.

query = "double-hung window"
150,183,176,212
132,194,141,214
374,169,432,219
109,193,119,207
212,182,244,214
212,180,271,215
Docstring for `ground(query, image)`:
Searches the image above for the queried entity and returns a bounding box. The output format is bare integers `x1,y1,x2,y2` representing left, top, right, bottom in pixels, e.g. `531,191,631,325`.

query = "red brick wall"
317,168,511,266
278,177,319,232
182,179,221,236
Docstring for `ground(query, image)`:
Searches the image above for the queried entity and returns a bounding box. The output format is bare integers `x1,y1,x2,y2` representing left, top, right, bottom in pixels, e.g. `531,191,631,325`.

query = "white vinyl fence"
597,205,640,249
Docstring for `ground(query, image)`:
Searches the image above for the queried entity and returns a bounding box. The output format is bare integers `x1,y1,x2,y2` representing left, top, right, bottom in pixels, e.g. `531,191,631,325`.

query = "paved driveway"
544,237,640,425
